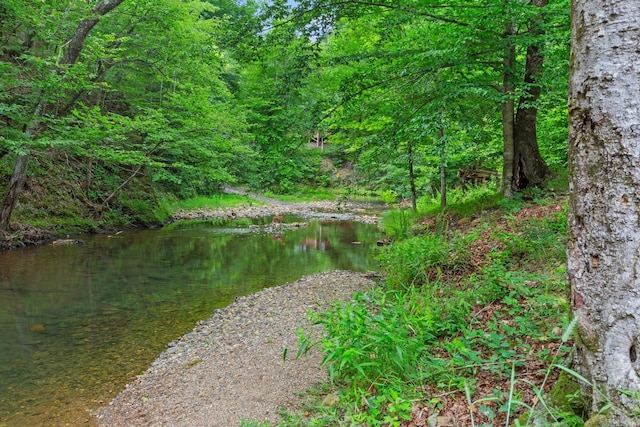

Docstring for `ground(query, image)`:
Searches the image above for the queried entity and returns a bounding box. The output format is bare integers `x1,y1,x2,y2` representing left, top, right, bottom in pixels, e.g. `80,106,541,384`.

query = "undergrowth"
269,187,579,427
8,151,174,232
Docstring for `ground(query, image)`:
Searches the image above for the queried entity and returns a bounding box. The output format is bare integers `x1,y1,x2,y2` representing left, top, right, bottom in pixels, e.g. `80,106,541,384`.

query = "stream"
0,217,381,426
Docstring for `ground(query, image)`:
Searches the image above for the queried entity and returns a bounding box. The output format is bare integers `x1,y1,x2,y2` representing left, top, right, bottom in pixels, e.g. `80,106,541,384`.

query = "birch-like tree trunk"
439,127,446,208
568,1,640,424
407,140,417,211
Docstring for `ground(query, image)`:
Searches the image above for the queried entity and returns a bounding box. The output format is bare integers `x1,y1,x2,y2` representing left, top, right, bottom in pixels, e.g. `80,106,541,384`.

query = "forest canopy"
0,0,570,229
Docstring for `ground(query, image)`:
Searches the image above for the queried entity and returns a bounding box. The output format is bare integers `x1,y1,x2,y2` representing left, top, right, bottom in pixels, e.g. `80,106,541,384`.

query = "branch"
317,47,495,124
319,73,409,123
320,0,472,27
97,163,143,209
60,0,126,66
264,0,481,34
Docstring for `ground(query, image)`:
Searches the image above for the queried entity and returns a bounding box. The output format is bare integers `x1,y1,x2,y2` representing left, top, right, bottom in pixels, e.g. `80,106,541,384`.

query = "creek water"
0,217,381,426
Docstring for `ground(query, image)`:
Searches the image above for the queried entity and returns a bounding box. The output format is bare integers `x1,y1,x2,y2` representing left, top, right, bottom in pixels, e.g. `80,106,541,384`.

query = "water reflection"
0,220,379,426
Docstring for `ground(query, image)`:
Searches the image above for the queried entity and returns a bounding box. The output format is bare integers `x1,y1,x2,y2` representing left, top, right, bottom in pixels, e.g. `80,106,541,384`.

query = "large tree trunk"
568,0,640,424
512,45,551,189
512,0,551,191
0,100,45,231
0,0,125,231
0,154,29,230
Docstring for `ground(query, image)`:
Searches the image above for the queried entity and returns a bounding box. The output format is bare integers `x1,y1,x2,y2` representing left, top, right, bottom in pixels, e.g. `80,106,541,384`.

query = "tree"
501,14,516,198
299,8,502,201
235,19,321,193
568,0,640,424
0,0,125,231
1,0,251,227
97,0,251,198
286,0,567,197
510,0,552,191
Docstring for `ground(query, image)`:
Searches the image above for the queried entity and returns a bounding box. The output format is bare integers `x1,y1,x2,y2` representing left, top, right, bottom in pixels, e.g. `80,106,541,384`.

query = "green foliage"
495,208,568,272
0,0,570,233
418,184,504,218
239,420,272,427
290,0,570,200
263,188,337,203
377,233,450,288
298,288,431,426
235,16,325,193
305,289,435,385
546,166,571,194
0,0,256,229
292,196,575,425
379,209,414,241
379,189,399,204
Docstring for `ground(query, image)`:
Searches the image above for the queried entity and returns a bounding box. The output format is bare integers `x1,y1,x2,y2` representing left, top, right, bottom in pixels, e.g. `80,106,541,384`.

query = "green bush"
299,288,434,426
417,184,502,217
305,290,435,386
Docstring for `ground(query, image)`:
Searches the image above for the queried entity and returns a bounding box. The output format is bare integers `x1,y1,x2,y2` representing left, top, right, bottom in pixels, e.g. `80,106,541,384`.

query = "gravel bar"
94,270,376,426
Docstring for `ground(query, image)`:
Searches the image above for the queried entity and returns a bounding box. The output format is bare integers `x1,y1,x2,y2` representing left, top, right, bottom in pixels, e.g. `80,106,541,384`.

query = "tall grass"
290,194,575,426
417,183,504,218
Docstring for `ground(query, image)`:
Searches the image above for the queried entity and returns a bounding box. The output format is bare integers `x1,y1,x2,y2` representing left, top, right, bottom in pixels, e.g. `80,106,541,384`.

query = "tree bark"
0,154,29,230
568,0,640,424
61,0,125,66
0,100,44,231
511,0,551,190
0,0,125,231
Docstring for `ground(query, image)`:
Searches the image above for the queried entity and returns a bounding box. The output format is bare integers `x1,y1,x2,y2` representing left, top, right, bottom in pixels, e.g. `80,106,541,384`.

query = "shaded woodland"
0,0,569,233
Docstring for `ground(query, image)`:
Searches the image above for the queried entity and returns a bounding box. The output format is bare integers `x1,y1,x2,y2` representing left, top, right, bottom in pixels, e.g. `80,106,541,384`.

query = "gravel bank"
171,199,382,225
94,270,376,426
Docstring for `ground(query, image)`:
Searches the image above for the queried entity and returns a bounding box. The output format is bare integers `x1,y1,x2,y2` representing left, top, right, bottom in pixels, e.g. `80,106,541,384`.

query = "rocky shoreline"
94,270,377,426
171,199,383,225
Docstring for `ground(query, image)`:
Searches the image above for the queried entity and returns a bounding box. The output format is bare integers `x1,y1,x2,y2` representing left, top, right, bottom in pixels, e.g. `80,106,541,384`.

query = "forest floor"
409,201,569,427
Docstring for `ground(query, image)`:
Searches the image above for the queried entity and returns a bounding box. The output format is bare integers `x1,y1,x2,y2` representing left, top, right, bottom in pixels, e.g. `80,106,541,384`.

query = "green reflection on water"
0,220,380,426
